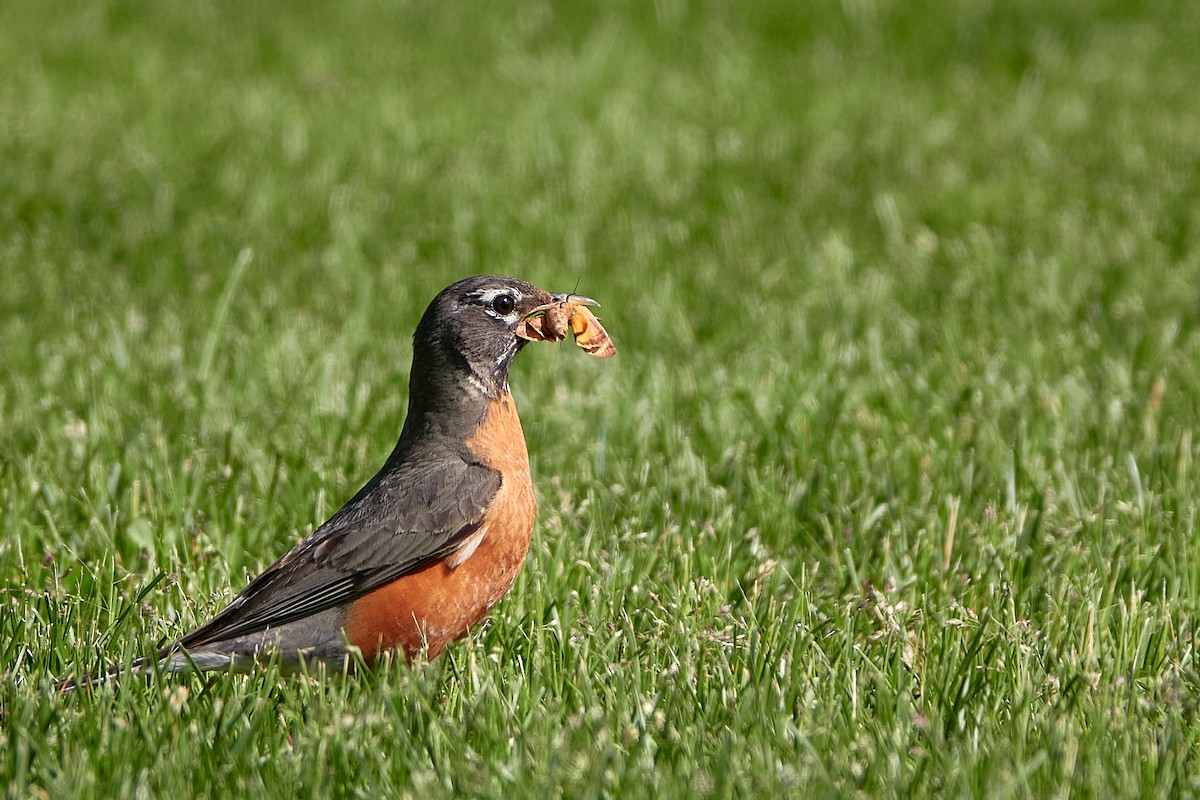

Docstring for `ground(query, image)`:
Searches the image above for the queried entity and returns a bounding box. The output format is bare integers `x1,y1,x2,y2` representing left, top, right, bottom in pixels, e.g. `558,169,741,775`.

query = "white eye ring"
472,287,522,319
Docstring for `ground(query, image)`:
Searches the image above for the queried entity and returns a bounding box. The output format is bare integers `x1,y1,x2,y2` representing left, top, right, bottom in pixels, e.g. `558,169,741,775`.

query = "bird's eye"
491,294,516,315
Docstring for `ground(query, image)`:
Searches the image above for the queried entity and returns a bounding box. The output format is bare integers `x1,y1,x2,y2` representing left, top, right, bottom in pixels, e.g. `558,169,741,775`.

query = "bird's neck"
397,351,511,451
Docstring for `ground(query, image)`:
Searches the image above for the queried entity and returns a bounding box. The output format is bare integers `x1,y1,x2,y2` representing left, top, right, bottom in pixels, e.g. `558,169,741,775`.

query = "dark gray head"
409,275,556,405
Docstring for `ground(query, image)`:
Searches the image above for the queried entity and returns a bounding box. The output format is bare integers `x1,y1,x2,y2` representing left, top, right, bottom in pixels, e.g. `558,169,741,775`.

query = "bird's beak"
550,292,599,308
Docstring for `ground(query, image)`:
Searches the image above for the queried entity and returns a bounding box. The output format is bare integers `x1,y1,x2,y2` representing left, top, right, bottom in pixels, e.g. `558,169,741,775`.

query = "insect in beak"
516,294,615,358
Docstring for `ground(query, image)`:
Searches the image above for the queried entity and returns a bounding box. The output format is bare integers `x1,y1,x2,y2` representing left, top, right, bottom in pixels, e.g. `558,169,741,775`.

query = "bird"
60,275,614,690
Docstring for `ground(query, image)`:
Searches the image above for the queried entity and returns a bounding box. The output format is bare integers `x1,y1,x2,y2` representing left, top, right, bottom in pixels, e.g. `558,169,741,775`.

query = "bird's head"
411,275,602,402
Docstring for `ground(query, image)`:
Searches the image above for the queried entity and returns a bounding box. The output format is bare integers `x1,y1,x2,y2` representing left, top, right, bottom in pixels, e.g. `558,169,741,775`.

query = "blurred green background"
3,0,1200,797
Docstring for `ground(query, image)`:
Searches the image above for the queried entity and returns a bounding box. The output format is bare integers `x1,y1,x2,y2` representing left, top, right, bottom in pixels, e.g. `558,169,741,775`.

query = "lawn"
3,0,1200,796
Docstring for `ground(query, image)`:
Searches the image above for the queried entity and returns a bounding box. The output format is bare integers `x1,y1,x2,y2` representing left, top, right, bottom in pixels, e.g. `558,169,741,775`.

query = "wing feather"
178,453,500,649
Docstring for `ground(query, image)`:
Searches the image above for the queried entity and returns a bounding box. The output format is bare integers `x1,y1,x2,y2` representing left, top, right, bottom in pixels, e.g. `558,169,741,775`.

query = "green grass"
3,0,1200,796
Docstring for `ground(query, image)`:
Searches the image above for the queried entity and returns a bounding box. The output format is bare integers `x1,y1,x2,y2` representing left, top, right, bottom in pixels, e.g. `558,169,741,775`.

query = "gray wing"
178,454,500,649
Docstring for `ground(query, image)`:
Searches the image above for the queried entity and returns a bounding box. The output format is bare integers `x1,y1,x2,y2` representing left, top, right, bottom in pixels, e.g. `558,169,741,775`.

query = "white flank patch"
445,526,487,568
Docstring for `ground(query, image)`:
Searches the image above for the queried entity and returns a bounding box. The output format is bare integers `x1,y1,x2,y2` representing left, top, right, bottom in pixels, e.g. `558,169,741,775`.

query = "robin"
62,275,614,689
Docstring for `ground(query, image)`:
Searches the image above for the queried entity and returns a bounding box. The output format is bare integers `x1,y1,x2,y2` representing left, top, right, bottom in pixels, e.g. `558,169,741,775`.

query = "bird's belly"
344,525,531,661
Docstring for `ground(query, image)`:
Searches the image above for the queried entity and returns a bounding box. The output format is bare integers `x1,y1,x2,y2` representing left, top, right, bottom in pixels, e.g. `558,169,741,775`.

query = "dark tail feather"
56,651,163,695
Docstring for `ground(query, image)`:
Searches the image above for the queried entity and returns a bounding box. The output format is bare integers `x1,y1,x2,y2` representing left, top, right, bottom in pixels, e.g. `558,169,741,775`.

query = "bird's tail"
56,653,158,695
57,647,246,694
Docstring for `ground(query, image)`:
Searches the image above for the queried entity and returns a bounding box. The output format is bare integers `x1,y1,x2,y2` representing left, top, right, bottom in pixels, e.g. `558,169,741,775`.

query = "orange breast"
344,393,536,662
